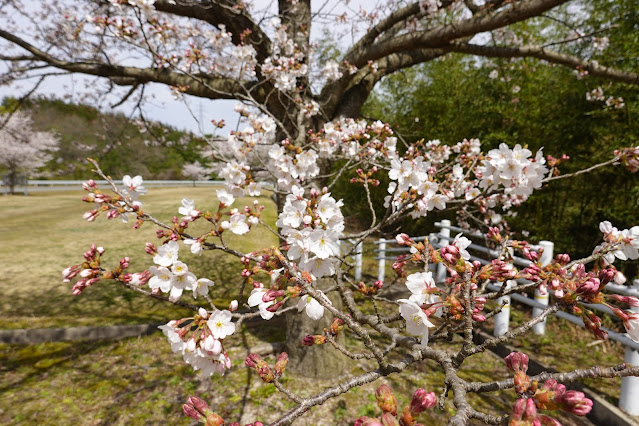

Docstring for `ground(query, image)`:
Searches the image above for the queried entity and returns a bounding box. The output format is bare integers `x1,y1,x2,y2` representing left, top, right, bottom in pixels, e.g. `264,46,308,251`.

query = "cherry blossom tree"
4,0,639,424
0,111,59,193
182,160,215,181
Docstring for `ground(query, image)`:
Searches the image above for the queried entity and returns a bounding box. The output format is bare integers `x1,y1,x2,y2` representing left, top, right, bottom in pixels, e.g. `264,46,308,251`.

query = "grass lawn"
0,187,278,329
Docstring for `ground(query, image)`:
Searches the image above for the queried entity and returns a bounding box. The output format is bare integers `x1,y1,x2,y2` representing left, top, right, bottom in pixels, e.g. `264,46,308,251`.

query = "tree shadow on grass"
2,252,245,329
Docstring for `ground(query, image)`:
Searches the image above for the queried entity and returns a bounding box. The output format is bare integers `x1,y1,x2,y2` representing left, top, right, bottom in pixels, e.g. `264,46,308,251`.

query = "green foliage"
360,51,638,275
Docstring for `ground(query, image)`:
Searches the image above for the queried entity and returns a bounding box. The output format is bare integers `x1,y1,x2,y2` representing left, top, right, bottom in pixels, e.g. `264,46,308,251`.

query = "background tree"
0,110,59,193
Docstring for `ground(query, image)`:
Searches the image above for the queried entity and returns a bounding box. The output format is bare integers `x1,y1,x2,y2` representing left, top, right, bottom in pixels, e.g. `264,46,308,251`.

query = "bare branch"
0,29,263,101
448,42,639,85
350,0,571,66
153,0,272,64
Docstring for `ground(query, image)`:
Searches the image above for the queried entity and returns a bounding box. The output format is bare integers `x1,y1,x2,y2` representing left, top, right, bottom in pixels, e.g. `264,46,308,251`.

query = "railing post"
620,280,639,415
355,241,363,281
494,280,512,337
532,240,554,335
436,220,451,284
377,239,386,283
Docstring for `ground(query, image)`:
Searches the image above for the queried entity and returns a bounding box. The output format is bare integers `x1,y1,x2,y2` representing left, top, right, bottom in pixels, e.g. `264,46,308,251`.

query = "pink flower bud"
182,403,204,421
505,352,529,373
599,268,616,286
83,209,100,222
62,265,81,282
380,412,399,426
245,353,262,368
198,308,209,319
577,277,600,295
410,389,437,414
354,417,383,426
82,179,97,190
523,397,538,421
274,352,288,376
262,289,285,303
472,313,486,322
511,398,526,421
229,300,239,311
555,390,593,416
302,335,315,346
187,396,212,416
523,247,539,262
265,300,284,312
106,209,120,220
611,295,639,307
395,233,413,246
144,242,157,255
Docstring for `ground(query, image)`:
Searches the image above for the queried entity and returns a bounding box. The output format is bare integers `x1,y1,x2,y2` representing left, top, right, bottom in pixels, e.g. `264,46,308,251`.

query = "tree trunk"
273,187,348,379
8,169,16,195
284,278,347,379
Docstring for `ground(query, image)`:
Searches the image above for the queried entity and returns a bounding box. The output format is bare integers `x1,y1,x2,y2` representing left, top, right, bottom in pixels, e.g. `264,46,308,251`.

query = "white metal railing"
374,220,639,415
340,239,363,281
1,179,227,194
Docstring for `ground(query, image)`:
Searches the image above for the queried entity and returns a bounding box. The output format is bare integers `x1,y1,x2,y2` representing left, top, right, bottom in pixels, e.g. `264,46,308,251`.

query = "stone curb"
0,323,164,344
0,315,284,345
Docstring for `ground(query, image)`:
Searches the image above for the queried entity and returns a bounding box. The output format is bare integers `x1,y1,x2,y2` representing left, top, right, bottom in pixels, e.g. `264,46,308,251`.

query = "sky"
0,0,376,136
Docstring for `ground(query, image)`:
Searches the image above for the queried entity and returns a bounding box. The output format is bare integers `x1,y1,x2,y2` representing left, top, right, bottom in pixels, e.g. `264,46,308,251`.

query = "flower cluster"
355,384,437,426
477,143,548,201
268,145,320,191
148,241,214,301
159,308,234,377
506,352,593,425
261,18,308,91
276,186,344,280
244,352,289,383
322,60,342,81
62,244,138,295
81,176,146,225
594,221,639,263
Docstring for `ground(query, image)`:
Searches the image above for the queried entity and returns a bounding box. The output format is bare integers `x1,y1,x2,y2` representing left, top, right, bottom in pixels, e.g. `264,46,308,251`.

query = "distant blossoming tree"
0,111,59,194
182,161,215,181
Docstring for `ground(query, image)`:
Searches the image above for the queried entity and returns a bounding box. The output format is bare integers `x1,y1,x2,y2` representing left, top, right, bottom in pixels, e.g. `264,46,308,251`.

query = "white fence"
2,179,226,194
374,220,639,415
340,239,363,281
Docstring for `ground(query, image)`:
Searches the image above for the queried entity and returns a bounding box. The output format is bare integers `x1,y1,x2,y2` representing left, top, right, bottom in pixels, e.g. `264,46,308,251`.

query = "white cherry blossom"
207,310,236,340
297,290,331,320
405,271,436,305
398,299,434,347
153,241,179,267
248,287,275,320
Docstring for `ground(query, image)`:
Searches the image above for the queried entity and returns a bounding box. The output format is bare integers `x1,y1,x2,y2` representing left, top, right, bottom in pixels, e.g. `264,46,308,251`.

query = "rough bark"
284,278,347,378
